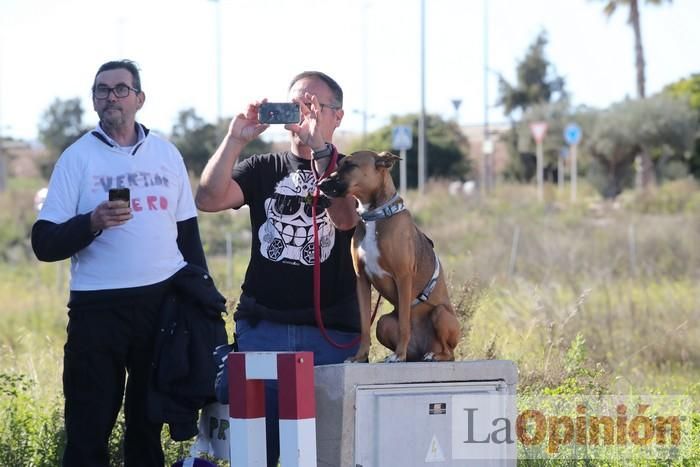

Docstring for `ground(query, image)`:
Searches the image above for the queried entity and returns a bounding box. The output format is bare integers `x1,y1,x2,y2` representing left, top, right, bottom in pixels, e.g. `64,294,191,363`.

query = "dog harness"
359,192,406,222
358,193,441,306
412,251,441,306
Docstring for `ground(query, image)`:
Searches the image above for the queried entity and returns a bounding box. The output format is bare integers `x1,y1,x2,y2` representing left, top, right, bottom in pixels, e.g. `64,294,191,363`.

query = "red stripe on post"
277,352,315,420
228,352,266,419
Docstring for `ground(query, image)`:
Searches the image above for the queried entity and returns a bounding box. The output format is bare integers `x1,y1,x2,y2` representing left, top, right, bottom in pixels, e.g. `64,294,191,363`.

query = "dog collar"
359,192,406,222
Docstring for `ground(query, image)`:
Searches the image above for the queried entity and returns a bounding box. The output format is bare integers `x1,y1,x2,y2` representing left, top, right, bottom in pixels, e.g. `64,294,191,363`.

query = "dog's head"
318,150,401,198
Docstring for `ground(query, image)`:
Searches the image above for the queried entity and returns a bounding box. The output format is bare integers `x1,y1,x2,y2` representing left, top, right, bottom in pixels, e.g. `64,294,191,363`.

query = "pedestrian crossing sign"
392,125,413,150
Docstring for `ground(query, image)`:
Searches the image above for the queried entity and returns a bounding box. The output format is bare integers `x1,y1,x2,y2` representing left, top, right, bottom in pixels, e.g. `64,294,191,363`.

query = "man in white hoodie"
32,59,207,467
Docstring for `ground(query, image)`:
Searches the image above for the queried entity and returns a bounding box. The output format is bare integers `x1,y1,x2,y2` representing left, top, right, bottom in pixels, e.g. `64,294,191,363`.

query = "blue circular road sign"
564,123,582,146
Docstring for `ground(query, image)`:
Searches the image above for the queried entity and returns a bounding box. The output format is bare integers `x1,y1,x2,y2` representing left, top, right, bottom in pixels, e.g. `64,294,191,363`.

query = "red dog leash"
310,146,379,349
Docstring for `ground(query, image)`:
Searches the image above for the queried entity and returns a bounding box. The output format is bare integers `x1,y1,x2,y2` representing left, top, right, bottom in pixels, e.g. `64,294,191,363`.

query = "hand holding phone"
258,102,300,124
92,188,131,231
108,188,130,207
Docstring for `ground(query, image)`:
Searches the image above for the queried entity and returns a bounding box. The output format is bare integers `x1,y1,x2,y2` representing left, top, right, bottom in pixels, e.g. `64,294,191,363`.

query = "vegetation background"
1,1,700,463
1,176,699,465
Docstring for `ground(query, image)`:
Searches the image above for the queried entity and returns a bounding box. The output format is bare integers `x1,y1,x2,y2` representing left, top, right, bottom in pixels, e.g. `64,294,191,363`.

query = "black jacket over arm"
147,263,228,441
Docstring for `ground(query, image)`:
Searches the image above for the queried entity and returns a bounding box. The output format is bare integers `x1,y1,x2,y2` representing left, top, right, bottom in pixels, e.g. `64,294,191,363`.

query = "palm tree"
596,0,672,188
598,0,672,98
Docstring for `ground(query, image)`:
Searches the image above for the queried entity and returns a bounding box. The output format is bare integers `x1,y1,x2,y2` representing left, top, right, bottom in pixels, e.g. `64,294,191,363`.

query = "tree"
585,95,695,198
170,109,272,177
346,114,470,188
596,0,672,99
595,0,673,188
170,109,220,177
497,31,567,180
664,74,700,111
497,31,567,118
37,97,89,178
664,74,700,179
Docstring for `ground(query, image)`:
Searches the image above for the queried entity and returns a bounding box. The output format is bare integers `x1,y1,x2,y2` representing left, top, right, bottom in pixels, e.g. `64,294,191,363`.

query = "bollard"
228,352,316,467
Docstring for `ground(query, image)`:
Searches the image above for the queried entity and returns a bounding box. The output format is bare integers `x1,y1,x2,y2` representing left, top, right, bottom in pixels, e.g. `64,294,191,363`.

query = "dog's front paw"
383,353,405,363
345,352,369,363
345,357,368,363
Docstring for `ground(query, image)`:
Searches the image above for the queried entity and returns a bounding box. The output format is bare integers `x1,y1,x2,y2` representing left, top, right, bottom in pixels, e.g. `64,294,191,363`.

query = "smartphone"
108,187,130,207
258,102,300,124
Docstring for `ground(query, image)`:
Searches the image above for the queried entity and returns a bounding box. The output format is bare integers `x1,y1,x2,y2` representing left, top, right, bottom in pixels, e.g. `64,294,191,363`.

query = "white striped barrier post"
228,351,316,467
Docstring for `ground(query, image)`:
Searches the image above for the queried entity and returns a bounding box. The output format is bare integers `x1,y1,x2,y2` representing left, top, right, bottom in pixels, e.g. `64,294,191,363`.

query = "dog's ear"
375,151,402,169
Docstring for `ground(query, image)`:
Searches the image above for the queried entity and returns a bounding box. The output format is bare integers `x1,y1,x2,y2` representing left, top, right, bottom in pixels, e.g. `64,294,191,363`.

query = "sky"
0,0,697,143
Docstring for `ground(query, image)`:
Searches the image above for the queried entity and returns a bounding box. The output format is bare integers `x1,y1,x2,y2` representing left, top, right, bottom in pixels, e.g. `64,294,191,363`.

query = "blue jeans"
235,319,359,467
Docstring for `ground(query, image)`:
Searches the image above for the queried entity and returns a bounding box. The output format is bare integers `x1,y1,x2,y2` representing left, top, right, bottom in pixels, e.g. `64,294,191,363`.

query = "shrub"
0,373,65,466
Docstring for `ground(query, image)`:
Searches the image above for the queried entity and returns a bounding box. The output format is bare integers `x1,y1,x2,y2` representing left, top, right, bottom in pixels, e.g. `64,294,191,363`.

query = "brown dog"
318,150,461,362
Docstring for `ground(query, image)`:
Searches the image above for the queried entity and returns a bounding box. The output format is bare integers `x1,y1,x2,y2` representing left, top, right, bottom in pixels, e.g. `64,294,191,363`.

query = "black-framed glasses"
302,102,341,111
93,84,140,99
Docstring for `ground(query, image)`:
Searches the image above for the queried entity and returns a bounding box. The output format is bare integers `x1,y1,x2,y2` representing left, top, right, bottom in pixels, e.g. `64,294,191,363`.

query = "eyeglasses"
302,102,341,111
93,84,140,99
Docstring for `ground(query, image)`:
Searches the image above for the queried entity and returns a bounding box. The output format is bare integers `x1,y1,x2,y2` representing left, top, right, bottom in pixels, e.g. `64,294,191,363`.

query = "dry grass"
2,179,699,464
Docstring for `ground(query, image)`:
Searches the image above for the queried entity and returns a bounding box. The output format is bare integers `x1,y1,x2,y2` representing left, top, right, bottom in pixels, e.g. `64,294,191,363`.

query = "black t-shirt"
232,151,358,331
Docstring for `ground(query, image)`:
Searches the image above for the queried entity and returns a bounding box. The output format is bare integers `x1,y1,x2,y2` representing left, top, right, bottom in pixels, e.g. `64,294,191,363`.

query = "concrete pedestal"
315,360,517,467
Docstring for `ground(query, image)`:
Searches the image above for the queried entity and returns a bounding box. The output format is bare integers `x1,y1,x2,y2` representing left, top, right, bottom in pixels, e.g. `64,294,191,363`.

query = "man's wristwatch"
312,143,334,160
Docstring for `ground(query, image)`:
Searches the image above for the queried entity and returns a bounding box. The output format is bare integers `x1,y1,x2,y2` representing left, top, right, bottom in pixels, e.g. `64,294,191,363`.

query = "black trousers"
62,284,167,467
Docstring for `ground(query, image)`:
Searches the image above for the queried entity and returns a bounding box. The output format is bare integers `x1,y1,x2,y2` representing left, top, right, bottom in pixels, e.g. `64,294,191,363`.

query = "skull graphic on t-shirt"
259,170,335,265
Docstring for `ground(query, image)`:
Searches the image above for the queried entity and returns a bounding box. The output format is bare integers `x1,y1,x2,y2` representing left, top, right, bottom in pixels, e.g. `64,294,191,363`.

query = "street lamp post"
0,130,7,193
0,48,5,192
353,109,375,147
361,0,370,147
209,0,223,122
482,0,490,195
0,63,6,192
418,0,427,194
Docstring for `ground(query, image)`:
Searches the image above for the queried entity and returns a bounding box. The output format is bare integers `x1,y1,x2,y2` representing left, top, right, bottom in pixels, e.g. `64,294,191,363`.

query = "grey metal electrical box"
315,360,518,467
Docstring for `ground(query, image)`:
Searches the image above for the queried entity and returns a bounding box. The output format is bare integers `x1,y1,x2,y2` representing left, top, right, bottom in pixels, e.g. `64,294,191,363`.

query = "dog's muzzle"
318,176,348,198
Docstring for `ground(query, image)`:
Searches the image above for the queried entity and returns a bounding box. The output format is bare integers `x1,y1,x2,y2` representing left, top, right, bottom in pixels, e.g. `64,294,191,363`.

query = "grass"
1,178,699,465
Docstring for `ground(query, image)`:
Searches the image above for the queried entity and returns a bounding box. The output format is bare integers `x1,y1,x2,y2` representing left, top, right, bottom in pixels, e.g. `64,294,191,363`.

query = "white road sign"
529,121,548,144
392,125,413,150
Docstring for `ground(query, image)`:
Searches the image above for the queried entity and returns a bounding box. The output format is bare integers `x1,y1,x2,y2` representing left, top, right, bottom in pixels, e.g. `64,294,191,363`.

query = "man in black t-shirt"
196,71,359,466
